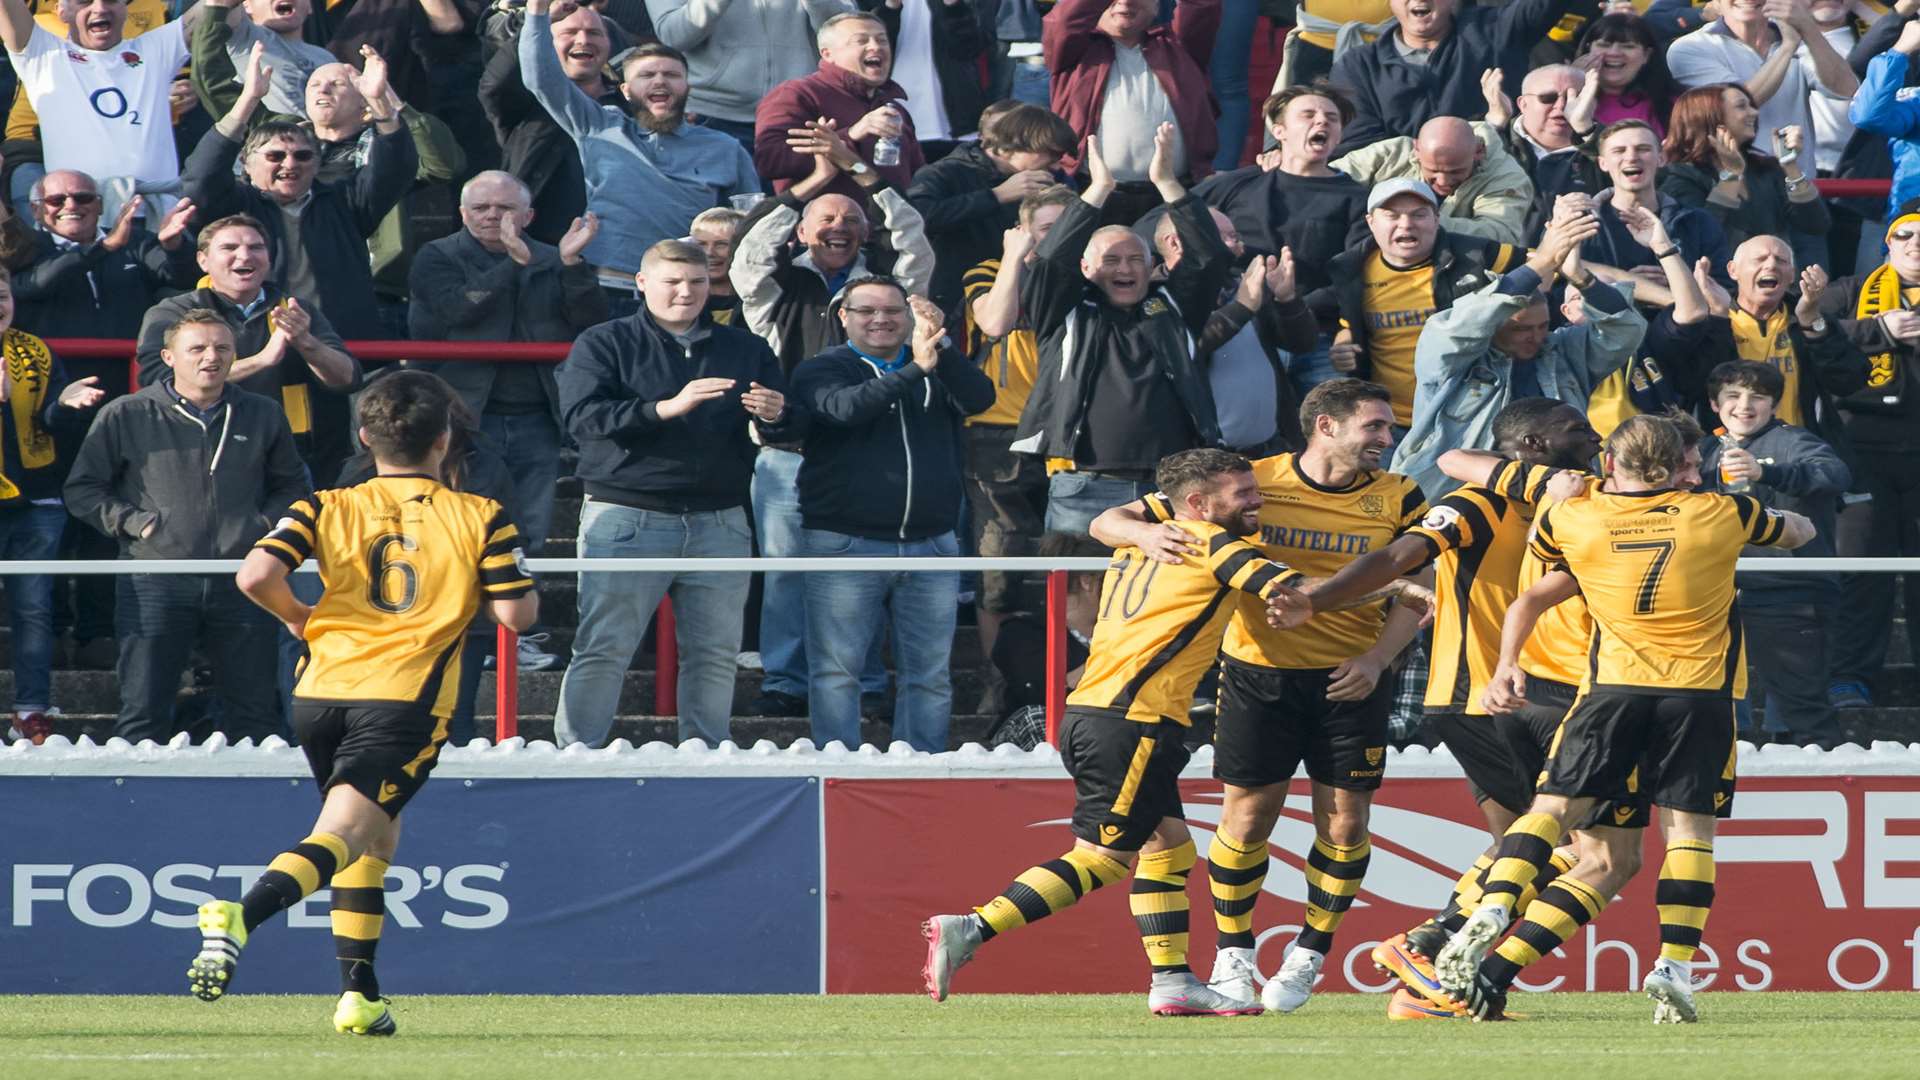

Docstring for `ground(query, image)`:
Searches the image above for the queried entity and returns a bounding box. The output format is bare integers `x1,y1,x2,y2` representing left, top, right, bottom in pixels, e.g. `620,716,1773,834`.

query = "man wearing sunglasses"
12,171,198,344
1818,209,1920,711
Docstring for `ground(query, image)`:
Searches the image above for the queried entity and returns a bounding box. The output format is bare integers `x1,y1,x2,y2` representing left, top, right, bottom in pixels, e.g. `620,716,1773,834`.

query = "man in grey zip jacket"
1392,208,1648,499
65,310,310,746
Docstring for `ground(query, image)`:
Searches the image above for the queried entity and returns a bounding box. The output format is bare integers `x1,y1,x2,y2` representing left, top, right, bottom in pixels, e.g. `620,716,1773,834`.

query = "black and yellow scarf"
0,328,56,500
1853,259,1914,404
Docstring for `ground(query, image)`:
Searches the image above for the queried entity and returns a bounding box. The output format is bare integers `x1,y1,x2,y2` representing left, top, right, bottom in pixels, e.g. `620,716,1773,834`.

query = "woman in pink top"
1576,13,1677,137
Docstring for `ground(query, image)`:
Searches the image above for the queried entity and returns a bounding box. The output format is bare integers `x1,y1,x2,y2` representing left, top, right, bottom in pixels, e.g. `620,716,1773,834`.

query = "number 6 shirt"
9,20,189,186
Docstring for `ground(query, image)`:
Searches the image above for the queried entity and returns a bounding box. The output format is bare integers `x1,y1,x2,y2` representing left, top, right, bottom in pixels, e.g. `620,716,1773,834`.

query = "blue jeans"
1044,472,1157,537
751,449,886,699
1284,332,1343,397
555,499,751,747
115,573,279,743
480,411,562,554
1209,0,1259,172
804,529,960,752
0,504,66,710
1011,58,1050,107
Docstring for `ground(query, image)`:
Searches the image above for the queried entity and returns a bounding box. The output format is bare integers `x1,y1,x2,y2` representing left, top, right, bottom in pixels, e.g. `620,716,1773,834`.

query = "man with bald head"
1488,63,1607,237
1011,127,1233,535
12,169,197,341
1717,234,1866,439
1332,115,1534,245
410,169,607,576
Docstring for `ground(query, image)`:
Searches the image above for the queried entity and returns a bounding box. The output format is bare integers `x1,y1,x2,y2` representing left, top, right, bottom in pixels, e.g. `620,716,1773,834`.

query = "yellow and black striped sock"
1480,813,1563,907
976,848,1129,941
1514,849,1578,919
1132,841,1196,974
1207,829,1268,951
241,832,349,933
331,856,388,998
1433,853,1493,932
1656,839,1715,963
1297,837,1369,955
1482,877,1609,990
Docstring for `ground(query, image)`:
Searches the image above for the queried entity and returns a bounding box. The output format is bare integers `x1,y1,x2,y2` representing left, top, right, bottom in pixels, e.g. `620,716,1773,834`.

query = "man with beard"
756,11,921,198
1091,378,1431,1015
1273,398,1603,1019
921,447,1308,1017
1390,206,1645,497
524,0,760,305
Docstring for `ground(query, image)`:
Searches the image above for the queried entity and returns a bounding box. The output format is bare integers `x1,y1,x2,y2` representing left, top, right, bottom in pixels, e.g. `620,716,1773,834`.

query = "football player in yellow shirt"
1436,414,1813,1024
186,371,539,1035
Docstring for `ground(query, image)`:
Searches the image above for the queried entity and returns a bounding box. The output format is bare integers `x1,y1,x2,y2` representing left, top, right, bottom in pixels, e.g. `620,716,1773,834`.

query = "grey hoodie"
1699,418,1851,606
64,381,311,560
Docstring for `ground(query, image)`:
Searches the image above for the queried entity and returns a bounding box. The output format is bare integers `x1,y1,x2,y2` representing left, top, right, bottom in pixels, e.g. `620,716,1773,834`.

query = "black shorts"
1513,676,1652,831
1426,709,1548,817
293,703,450,819
1540,690,1737,818
1059,708,1190,852
1214,657,1391,790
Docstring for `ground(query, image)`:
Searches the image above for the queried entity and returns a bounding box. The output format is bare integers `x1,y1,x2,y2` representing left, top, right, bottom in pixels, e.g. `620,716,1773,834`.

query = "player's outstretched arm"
237,548,311,639
1435,448,1507,487
1483,569,1579,713
491,593,540,635
1298,534,1433,619
1770,509,1817,551
1088,499,1200,565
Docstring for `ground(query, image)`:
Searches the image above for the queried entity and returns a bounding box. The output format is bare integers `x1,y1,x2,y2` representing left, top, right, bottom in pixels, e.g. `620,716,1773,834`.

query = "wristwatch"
848,161,872,177
1717,168,1741,183
1806,316,1829,335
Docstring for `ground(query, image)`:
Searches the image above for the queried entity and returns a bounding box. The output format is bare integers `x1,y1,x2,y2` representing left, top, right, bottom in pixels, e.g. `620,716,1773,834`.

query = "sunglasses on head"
40,192,100,208
261,149,317,164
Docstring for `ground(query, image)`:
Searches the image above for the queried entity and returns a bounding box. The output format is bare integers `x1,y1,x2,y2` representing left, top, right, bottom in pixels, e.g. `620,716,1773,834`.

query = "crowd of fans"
0,0,1916,753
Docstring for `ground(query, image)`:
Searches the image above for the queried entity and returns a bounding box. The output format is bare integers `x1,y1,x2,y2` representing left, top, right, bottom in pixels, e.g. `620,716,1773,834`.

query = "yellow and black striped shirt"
256,475,534,718
1149,453,1426,669
1070,522,1303,725
962,257,1038,427
1405,465,1563,714
1531,489,1786,696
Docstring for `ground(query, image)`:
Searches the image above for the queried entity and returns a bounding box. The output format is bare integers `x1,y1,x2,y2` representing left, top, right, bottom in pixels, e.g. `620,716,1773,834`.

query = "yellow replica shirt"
257,475,535,718
1350,253,1437,426
962,257,1039,428
1531,488,1787,695
1070,522,1303,725
1729,308,1804,426
1148,454,1427,669
1473,460,1598,689
1405,464,1567,714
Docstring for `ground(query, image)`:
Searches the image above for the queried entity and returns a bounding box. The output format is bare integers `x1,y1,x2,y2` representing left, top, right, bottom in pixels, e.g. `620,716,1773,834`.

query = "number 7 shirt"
1529,489,1786,696
9,20,189,186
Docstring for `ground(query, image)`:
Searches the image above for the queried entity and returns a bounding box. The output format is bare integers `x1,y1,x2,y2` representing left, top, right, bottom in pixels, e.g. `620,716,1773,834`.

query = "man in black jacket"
794,277,993,752
1010,127,1232,536
65,309,310,744
904,102,1074,313
182,43,417,342
1330,0,1596,155
553,238,801,748
12,170,199,343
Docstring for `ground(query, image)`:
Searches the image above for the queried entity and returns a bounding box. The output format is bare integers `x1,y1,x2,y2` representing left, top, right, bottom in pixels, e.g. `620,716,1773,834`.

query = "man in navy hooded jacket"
554,238,803,748
793,276,994,752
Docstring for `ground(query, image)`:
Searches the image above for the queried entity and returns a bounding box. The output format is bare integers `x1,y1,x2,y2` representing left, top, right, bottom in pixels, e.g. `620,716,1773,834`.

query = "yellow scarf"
1855,260,1908,393
0,328,57,500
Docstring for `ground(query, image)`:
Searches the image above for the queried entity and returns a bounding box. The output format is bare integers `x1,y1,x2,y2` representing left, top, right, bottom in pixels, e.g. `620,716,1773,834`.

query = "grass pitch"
2,993,1914,1079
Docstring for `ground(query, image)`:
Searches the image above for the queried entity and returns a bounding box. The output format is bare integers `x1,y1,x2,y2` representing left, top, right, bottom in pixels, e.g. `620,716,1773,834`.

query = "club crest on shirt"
1359,494,1386,518
1142,298,1169,318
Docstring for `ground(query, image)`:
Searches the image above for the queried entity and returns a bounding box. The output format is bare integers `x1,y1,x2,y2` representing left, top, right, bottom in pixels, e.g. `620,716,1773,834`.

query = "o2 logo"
89,87,142,126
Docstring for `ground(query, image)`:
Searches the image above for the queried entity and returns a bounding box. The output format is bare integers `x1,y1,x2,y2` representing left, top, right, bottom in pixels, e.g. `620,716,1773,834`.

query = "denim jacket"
1392,271,1645,498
